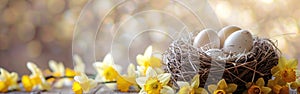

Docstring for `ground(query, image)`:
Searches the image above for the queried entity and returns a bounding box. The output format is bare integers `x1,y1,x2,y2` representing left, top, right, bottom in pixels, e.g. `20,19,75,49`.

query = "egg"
223,30,253,54
193,29,220,50
218,25,241,47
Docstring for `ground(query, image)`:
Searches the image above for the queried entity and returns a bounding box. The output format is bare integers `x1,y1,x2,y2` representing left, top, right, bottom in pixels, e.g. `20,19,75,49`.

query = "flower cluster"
0,45,299,94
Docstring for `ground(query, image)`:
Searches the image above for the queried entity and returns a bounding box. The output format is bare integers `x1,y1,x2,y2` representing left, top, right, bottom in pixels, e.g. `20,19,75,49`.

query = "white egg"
218,25,241,47
193,29,220,50
223,30,253,54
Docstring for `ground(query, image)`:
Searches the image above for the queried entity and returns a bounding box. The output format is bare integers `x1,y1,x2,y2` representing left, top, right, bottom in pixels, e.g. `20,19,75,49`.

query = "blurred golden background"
0,0,299,75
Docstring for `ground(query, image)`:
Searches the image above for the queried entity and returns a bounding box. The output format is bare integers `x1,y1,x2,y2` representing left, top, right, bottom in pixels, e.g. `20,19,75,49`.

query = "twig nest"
163,26,279,94
223,30,253,55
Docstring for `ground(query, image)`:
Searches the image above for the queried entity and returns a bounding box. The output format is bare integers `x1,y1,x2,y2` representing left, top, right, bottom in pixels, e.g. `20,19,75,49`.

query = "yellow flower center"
31,76,42,85
144,77,163,94
248,85,261,94
102,66,119,81
72,82,83,94
22,75,33,92
280,68,296,82
214,90,226,94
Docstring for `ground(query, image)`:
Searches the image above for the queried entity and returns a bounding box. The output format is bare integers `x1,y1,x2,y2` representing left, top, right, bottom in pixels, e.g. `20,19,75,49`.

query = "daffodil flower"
0,68,19,92
271,57,298,83
208,79,237,94
26,62,51,90
136,46,164,75
93,53,122,82
73,54,86,73
290,79,300,94
116,63,138,92
136,67,174,94
48,60,73,88
267,77,289,94
177,74,208,94
73,73,97,93
246,78,271,94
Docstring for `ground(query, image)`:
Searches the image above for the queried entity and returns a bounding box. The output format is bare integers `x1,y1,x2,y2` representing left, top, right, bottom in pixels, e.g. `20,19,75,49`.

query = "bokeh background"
0,0,299,75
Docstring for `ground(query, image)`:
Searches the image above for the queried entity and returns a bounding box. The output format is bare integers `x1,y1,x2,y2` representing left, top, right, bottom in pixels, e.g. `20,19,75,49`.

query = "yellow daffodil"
73,54,85,73
267,77,289,94
177,74,208,94
246,78,271,94
136,67,174,94
0,68,19,92
21,75,33,92
26,62,51,90
271,57,298,83
48,60,74,88
73,73,97,93
116,63,138,92
136,46,164,75
93,53,121,82
208,79,237,94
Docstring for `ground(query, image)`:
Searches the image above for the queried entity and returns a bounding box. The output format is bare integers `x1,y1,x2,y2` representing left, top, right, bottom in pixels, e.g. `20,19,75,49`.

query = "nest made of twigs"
163,36,280,93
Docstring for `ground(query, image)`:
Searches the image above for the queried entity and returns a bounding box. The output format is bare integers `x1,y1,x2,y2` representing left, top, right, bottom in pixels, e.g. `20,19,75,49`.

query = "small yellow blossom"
73,73,97,93
136,46,163,75
116,63,138,92
271,57,298,83
208,79,237,94
21,75,33,92
267,77,289,94
48,60,73,88
27,62,51,90
177,74,208,94
290,79,300,94
247,78,271,94
73,54,85,73
0,68,19,92
93,53,121,82
136,67,174,94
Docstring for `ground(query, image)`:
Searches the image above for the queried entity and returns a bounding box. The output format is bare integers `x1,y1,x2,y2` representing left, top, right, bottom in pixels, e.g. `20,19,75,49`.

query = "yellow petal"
271,66,279,75
150,56,162,67
290,82,298,89
217,79,228,90
22,75,33,92
261,87,271,94
255,78,265,87
72,82,83,94
157,73,171,85
178,86,192,94
278,57,287,69
195,88,209,94
272,85,282,94
116,76,133,92
279,86,289,94
287,58,298,69
208,84,217,93
0,81,8,93
225,84,237,93
191,74,200,88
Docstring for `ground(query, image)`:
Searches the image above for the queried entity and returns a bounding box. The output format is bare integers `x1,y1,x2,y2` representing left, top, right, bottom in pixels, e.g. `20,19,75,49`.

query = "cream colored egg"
218,25,241,47
193,29,220,50
223,30,253,54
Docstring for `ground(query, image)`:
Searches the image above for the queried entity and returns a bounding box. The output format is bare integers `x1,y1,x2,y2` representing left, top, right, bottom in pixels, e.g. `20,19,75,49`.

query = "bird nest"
163,36,280,93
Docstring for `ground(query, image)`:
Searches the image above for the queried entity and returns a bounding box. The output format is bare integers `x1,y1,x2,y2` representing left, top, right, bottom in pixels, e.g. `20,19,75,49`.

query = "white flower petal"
138,88,146,94
103,53,114,65
157,73,171,85
160,86,175,94
146,67,157,78
136,77,147,87
127,63,136,77
73,54,85,73
49,60,58,72
176,81,190,88
144,46,153,58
